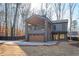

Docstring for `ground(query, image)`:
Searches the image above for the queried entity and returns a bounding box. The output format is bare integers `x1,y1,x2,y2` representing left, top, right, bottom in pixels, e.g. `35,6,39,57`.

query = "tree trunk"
11,3,19,39
5,3,8,37
69,4,72,40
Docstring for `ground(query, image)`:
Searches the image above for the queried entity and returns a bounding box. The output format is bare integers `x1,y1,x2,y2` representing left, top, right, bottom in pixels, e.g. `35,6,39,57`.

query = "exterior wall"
25,15,60,42
25,20,52,42
25,23,52,42
27,23,52,42
52,22,68,32
52,21,68,40
52,33,67,40
29,34,45,42
47,23,52,41
27,24,46,42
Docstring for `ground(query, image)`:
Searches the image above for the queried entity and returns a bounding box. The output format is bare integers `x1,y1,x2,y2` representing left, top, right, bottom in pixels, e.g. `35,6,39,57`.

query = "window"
34,25,37,30
53,25,56,30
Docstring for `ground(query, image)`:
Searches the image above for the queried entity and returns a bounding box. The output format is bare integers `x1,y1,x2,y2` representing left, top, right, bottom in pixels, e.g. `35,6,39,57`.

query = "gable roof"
25,15,68,25
25,14,52,25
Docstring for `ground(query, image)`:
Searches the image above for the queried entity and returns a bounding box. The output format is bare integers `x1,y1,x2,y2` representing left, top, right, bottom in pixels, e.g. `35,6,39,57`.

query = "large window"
28,24,45,31
33,25,45,30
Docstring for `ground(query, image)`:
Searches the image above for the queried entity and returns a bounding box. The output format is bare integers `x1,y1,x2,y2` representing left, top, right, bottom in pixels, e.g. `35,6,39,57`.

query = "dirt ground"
0,41,79,56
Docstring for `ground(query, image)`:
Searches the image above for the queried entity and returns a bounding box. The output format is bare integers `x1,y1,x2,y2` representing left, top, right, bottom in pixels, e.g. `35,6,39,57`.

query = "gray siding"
52,23,68,32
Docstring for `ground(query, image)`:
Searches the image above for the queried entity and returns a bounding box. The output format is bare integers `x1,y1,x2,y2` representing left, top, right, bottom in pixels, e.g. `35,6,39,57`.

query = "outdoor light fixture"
28,24,31,26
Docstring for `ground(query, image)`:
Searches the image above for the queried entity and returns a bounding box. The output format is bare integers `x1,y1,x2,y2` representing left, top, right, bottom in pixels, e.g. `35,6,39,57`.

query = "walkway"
0,40,57,46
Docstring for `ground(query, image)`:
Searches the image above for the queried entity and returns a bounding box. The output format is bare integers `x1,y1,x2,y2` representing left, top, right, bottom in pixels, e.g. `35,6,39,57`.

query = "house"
25,15,68,42
25,15,52,42
52,20,68,41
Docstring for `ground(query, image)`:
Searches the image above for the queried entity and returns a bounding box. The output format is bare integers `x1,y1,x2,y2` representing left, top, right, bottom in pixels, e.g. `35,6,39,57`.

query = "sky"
31,3,79,30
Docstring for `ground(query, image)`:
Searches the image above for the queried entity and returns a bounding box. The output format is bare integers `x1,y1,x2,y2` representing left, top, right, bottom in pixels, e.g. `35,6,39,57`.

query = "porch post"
25,21,29,41
64,33,67,41
50,23,53,40
44,20,48,42
58,33,60,40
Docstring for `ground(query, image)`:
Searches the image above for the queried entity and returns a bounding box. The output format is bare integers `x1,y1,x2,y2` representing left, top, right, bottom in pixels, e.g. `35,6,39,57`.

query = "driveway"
20,41,79,56
0,41,79,56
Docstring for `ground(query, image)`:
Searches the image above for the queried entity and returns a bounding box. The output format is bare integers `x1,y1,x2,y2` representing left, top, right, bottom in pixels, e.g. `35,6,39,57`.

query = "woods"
0,3,31,39
0,3,78,40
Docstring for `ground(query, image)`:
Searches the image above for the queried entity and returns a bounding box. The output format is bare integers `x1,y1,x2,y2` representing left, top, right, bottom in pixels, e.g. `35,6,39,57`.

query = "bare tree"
47,7,53,20
11,3,20,37
72,20,77,31
5,3,8,36
40,3,45,15
53,3,66,20
61,4,66,19
40,3,48,16
40,3,53,19
53,3,60,20
40,3,66,20
19,3,31,41
20,3,31,32
69,3,76,40
20,3,31,20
